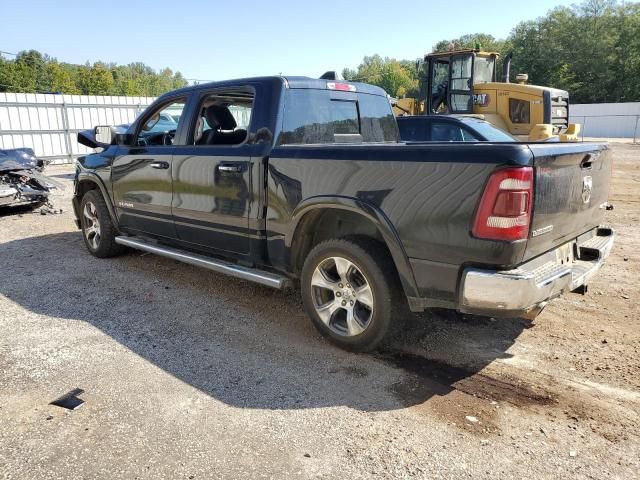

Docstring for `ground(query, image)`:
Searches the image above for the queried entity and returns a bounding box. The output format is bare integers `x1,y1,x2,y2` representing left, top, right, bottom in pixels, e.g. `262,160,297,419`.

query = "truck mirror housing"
95,126,116,145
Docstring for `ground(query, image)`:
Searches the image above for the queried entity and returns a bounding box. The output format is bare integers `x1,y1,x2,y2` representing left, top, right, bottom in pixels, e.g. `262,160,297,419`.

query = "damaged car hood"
0,149,64,209
0,148,43,172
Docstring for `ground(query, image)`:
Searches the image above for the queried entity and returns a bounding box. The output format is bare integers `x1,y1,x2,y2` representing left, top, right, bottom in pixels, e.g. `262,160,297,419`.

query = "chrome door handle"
218,163,245,173
150,161,170,169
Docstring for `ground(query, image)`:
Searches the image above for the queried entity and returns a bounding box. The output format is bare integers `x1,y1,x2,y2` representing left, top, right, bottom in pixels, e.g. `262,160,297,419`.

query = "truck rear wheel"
80,190,124,258
301,238,395,352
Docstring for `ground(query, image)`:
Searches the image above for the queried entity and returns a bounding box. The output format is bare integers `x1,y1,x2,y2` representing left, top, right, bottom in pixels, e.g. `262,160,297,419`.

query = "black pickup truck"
74,76,614,351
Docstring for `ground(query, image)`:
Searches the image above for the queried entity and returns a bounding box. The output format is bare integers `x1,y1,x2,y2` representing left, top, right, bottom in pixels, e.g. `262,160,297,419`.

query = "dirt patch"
1,144,639,479
380,352,555,407
378,144,640,447
381,351,556,436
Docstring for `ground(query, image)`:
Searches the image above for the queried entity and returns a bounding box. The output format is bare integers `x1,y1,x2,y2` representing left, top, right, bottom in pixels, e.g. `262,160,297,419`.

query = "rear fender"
287,196,420,304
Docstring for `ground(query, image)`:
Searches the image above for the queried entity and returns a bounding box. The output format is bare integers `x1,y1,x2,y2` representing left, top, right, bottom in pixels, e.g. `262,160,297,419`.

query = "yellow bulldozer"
392,48,580,141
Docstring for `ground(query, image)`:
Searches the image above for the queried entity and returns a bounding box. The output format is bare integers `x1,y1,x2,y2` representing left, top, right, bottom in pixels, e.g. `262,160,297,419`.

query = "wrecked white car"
0,148,62,209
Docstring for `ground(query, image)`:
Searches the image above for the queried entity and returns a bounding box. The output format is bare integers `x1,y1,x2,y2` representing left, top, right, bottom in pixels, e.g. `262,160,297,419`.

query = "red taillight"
472,167,533,241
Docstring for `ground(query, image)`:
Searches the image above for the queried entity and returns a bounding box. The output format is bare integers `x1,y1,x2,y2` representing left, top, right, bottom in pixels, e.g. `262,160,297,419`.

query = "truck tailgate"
525,143,612,260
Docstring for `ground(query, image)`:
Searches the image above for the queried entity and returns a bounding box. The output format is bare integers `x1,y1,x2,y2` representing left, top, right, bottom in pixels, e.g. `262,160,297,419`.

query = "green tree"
46,62,79,94
16,50,50,91
432,33,506,54
380,61,418,97
342,0,640,103
506,0,636,103
77,62,114,95
342,55,419,97
0,52,188,96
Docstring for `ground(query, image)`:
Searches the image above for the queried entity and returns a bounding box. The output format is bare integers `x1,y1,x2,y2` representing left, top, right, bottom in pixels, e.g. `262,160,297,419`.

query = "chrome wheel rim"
310,256,374,337
83,201,101,250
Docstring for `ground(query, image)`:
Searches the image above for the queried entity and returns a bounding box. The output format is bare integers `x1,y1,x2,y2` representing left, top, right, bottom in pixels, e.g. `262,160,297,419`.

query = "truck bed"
266,141,611,306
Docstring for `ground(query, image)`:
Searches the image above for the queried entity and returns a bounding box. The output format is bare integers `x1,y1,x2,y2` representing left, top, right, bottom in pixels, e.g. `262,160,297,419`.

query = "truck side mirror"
78,125,119,149
95,125,117,145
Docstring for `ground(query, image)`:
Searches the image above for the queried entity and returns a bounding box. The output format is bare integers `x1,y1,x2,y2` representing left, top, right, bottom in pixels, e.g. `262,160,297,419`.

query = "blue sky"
1,0,575,82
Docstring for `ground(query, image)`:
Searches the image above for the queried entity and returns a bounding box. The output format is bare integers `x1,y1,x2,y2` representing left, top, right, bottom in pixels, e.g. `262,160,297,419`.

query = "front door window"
136,100,186,146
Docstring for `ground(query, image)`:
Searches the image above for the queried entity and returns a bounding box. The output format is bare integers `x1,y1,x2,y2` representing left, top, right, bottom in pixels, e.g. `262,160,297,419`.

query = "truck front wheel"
301,238,395,352
80,190,124,258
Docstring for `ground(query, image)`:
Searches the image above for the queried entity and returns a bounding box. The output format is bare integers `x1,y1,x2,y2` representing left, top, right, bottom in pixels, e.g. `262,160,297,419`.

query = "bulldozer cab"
425,50,498,115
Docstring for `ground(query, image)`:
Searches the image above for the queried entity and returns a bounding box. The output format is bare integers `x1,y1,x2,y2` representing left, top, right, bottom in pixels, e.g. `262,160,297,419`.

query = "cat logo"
473,93,490,107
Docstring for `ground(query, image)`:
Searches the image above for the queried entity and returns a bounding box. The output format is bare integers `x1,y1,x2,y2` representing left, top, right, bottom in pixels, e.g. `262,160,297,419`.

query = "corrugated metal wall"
0,92,154,163
570,102,640,140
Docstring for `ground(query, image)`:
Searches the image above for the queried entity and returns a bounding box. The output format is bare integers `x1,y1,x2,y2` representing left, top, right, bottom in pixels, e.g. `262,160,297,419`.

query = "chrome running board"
114,236,289,289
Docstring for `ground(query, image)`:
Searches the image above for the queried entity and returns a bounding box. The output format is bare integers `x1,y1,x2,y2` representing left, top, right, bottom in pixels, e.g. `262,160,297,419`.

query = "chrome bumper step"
114,236,289,289
459,227,615,318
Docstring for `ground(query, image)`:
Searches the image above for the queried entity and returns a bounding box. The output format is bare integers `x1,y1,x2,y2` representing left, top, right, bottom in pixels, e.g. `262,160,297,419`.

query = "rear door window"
278,89,397,145
188,89,254,146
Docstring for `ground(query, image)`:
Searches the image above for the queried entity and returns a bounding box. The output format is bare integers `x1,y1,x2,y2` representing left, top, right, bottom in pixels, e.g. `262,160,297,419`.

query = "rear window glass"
331,100,359,134
278,89,398,145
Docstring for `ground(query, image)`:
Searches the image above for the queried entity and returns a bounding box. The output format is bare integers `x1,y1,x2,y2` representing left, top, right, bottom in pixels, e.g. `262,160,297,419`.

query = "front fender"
287,195,420,304
74,171,119,231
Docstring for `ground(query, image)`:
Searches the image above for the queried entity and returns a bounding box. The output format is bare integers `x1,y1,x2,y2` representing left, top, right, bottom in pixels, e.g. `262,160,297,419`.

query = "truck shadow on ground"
1,231,534,412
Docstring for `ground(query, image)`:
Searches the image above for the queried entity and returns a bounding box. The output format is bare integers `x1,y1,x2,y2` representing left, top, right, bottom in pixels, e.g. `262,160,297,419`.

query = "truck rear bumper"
459,227,614,319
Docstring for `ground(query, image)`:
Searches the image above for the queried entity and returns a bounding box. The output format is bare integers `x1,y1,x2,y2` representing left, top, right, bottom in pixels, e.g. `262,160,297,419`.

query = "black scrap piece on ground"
50,388,85,410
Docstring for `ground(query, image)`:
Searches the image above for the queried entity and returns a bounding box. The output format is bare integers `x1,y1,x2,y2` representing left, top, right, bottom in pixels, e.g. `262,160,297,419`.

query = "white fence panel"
570,102,640,140
0,92,155,163
3,95,639,160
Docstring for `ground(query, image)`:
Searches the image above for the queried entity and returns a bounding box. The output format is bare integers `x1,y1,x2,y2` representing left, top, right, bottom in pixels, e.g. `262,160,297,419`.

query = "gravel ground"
1,144,638,479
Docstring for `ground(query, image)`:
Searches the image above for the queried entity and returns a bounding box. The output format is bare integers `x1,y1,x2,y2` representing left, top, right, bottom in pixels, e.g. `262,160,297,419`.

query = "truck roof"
158,76,387,100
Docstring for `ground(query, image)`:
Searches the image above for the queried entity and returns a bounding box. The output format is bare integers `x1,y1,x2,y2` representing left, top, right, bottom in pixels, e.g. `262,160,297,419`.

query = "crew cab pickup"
74,76,614,351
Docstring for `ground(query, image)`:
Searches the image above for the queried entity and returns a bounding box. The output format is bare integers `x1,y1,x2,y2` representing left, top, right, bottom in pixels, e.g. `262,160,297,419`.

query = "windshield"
462,119,516,141
474,56,495,83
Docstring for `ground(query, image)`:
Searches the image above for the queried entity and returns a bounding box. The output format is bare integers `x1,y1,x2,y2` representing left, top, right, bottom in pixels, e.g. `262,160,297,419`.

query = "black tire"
79,190,124,258
301,237,399,352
